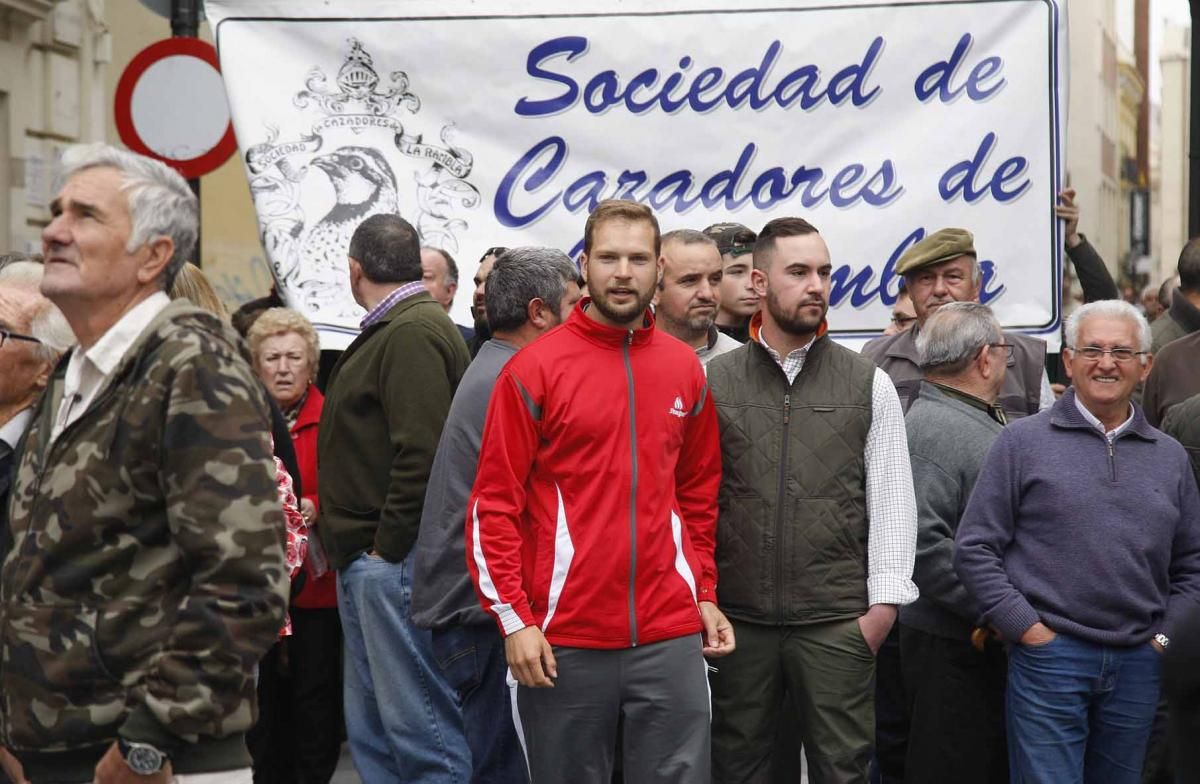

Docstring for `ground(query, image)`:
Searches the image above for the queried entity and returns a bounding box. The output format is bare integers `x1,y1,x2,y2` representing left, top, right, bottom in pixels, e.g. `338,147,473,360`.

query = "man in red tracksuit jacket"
466,200,734,783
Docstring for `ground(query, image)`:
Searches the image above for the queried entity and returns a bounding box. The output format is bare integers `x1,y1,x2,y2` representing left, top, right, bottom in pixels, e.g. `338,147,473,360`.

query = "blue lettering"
826,35,884,107
648,171,699,211
790,166,829,207
688,67,725,112
915,33,1006,104
563,171,608,212
979,260,1006,303
515,36,587,117
699,144,756,211
614,170,648,201
624,69,661,113
494,136,566,227
583,71,621,113
938,132,1030,204
860,160,904,206
773,65,820,109
658,57,692,112
725,41,780,110
829,164,866,208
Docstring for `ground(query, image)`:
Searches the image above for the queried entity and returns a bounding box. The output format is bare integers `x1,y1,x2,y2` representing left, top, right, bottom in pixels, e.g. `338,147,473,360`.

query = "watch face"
127,745,165,774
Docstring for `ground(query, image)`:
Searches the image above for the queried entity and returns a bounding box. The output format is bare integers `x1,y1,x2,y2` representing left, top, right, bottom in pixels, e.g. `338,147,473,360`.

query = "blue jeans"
1007,632,1161,784
338,552,470,782
432,623,529,783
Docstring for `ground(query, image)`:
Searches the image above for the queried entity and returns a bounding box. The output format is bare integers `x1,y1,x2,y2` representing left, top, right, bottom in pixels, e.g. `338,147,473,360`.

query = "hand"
699,601,736,657
93,742,172,784
0,747,27,784
505,626,557,688
1019,622,1057,647
856,604,897,655
1050,383,1067,399
1055,188,1083,249
299,498,316,527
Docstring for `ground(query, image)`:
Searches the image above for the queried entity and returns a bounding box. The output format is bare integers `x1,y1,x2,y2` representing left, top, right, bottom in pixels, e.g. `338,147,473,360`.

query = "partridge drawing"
301,146,400,298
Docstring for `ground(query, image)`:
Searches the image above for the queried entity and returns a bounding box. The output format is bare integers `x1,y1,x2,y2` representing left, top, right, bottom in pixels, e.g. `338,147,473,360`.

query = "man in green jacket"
707,217,917,783
317,213,471,782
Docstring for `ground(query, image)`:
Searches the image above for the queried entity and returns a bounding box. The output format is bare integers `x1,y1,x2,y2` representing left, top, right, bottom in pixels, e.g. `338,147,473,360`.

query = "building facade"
0,0,108,255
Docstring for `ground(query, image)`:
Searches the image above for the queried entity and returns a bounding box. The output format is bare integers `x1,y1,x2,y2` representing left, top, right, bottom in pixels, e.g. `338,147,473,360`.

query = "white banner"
207,0,1066,350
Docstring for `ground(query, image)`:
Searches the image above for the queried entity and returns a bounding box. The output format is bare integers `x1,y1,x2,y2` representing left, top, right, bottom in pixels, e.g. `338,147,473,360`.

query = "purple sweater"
954,389,1200,646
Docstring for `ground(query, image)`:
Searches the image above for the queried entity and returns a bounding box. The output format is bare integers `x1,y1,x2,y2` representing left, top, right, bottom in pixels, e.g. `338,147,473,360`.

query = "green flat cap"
895,228,976,275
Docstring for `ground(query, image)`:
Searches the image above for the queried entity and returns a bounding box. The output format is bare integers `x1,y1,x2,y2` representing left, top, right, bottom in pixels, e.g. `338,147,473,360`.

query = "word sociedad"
514,36,884,116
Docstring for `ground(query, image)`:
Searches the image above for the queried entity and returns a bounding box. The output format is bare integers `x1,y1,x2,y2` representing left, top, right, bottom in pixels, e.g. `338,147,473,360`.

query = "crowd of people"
1,141,1199,784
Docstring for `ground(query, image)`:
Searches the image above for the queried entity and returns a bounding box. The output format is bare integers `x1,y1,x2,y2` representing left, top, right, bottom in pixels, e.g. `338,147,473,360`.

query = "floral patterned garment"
274,453,308,637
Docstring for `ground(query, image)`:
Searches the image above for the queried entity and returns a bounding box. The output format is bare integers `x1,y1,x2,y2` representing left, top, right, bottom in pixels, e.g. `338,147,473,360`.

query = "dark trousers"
514,635,710,784
871,627,907,783
899,625,1007,784
710,618,875,784
249,607,345,784
432,623,528,784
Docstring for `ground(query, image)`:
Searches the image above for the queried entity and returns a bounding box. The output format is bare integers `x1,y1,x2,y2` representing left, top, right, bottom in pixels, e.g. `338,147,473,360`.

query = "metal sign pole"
172,0,203,266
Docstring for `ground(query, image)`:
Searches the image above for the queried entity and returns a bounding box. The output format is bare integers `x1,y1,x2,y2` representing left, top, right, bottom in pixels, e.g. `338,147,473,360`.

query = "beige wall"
104,2,270,309
1157,22,1190,284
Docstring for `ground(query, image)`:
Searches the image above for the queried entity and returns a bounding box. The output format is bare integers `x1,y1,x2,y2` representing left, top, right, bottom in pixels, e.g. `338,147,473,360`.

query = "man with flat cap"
862,228,1051,783
703,222,759,344
863,228,1052,419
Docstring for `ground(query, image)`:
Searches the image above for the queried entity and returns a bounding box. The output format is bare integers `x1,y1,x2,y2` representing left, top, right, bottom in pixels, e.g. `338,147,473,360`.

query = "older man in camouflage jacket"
0,144,289,784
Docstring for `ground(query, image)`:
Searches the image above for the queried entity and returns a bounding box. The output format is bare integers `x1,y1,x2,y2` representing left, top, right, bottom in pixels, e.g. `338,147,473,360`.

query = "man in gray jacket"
898,302,1009,783
410,247,581,783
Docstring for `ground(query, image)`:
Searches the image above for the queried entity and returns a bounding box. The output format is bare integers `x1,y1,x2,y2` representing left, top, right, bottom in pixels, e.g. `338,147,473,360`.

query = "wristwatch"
1154,633,1170,650
118,739,168,775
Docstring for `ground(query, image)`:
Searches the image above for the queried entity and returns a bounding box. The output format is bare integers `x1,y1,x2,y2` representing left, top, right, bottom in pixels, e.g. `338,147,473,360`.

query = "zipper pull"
783,393,791,424
627,330,634,345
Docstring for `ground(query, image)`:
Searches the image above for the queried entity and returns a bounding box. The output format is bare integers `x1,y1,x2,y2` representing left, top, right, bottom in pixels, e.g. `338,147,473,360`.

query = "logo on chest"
669,396,688,418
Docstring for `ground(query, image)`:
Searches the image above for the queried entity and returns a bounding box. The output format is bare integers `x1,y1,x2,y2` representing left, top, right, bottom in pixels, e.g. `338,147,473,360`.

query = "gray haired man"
3,143,288,784
897,302,1009,783
411,247,582,783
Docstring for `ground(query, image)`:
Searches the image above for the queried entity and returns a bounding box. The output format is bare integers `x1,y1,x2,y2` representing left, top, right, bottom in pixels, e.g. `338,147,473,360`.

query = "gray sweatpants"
512,634,711,784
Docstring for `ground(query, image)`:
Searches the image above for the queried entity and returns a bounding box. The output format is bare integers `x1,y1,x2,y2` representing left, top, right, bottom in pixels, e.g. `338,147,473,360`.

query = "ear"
348,256,363,284
32,359,52,392
1138,352,1154,383
527,297,550,330
137,236,175,286
656,254,665,285
1062,348,1075,382
580,252,591,285
750,266,768,298
447,281,458,299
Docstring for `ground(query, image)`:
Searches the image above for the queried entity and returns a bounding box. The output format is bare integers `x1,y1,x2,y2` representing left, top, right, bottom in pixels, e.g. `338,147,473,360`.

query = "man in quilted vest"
707,217,917,783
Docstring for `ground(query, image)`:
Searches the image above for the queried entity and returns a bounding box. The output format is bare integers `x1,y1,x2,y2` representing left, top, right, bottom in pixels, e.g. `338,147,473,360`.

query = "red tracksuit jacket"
466,301,721,649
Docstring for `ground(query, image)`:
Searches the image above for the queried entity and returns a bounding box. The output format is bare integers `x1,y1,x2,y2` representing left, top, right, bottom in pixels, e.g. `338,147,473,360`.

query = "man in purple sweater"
955,300,1200,784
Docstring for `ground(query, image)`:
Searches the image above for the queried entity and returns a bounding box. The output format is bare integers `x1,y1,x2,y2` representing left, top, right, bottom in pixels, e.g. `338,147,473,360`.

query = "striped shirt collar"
359,281,428,329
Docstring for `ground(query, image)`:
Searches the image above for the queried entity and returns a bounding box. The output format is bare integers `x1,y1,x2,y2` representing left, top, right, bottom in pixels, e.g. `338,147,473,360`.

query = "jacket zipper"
623,331,639,647
1107,438,1116,482
775,393,791,622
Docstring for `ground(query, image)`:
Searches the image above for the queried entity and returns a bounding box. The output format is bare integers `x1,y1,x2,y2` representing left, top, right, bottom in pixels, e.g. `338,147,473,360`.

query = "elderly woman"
247,308,343,784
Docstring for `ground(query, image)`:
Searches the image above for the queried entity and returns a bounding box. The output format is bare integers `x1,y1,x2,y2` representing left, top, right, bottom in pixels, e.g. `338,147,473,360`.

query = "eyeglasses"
1066,345,1147,363
480,247,508,262
891,314,917,327
0,328,41,349
987,342,1014,360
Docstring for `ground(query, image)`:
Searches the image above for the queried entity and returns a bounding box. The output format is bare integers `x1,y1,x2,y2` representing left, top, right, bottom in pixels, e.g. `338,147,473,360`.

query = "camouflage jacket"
0,300,289,779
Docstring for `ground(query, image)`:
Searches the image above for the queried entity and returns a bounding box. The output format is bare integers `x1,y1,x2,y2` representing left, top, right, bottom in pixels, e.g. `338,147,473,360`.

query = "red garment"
290,385,338,609
275,454,308,637
466,301,721,649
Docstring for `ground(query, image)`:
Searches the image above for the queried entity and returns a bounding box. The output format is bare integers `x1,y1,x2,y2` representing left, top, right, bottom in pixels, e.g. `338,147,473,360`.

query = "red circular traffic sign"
114,37,237,180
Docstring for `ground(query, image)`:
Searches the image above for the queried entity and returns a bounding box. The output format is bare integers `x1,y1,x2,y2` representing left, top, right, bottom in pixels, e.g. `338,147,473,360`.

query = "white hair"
0,261,77,360
56,143,198,290
1064,300,1152,357
916,302,1002,374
